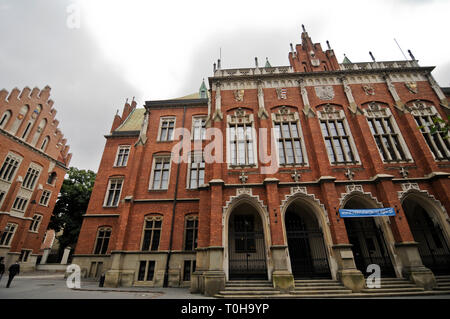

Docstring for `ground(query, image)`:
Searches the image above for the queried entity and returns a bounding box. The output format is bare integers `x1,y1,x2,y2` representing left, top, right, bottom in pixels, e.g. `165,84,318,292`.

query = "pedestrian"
6,260,20,288
0,260,5,282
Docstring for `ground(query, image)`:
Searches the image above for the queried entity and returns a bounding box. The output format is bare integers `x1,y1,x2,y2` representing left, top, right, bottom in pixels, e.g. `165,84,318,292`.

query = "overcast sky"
1,0,449,172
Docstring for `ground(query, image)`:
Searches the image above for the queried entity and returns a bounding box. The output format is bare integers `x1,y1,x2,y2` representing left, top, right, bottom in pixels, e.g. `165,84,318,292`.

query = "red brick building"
73,29,450,296
0,86,71,271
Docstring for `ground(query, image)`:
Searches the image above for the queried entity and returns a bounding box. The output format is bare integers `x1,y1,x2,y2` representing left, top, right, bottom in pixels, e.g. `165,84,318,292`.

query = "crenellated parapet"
110,98,138,132
0,86,72,167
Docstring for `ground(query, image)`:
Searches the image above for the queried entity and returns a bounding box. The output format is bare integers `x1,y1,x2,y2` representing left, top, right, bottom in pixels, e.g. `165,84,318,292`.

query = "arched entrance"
285,201,331,279
228,203,268,280
343,196,396,277
402,196,450,275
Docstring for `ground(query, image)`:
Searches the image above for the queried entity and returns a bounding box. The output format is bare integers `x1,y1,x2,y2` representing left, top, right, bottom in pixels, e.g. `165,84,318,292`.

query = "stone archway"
401,192,450,275
280,187,337,280
222,189,272,281
340,192,398,278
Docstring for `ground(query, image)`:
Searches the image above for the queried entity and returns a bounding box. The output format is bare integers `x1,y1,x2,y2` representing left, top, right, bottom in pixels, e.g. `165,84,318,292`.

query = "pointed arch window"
40,136,50,152
227,109,257,167
410,101,450,161
31,118,47,147
272,106,308,166
364,102,412,162
318,104,360,165
0,110,12,129
10,105,29,135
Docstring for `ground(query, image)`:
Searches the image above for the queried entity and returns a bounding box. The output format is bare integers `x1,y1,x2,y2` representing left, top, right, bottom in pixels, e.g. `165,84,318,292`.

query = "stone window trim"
186,152,205,189
0,152,23,183
157,116,176,142
114,145,131,167
0,223,18,247
363,102,413,163
0,110,12,129
22,163,42,191
0,190,6,208
12,196,29,213
19,249,32,262
191,115,207,141
39,189,52,206
140,215,163,252
103,177,124,208
183,214,199,251
136,260,156,282
93,226,112,255
409,100,450,161
29,214,43,233
226,109,258,169
271,106,309,167
317,104,361,166
148,154,172,191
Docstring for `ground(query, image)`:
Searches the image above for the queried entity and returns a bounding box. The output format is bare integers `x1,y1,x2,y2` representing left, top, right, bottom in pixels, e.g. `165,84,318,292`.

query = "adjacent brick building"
0,86,71,271
73,29,450,296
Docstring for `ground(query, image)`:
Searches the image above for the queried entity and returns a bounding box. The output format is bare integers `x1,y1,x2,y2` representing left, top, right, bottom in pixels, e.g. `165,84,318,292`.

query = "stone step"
294,279,339,284
224,286,277,291
435,275,450,280
361,287,424,293
226,282,273,287
436,279,450,284
291,289,353,295
218,290,281,296
294,286,350,291
294,281,343,287
377,284,417,288
227,280,271,284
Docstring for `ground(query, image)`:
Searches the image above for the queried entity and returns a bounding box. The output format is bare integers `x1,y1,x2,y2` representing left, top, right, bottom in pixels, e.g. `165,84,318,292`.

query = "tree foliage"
48,167,96,254
418,115,450,139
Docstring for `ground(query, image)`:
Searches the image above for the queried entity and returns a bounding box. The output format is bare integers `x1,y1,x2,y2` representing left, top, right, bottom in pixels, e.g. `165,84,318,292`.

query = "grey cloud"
0,0,139,172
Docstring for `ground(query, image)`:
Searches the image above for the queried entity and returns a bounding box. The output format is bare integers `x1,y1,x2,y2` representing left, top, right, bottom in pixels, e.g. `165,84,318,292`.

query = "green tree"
419,115,450,139
48,167,96,256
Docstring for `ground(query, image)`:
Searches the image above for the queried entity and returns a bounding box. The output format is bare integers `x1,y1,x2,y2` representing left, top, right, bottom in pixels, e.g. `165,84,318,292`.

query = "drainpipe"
163,104,187,287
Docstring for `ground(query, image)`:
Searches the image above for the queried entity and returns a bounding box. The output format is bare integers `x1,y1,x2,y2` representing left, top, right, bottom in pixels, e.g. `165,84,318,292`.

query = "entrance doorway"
228,203,267,280
403,198,450,275
285,202,331,279
343,198,395,277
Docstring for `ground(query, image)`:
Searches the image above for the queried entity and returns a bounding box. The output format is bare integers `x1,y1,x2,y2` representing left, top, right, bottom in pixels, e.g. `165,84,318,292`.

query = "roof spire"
199,79,207,99
369,51,376,62
408,49,416,61
265,57,272,68
342,54,352,64
302,24,306,32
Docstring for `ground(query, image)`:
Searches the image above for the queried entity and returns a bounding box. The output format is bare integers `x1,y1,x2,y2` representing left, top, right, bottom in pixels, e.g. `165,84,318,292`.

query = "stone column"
264,178,294,292
201,180,226,297
40,248,50,264
60,247,71,264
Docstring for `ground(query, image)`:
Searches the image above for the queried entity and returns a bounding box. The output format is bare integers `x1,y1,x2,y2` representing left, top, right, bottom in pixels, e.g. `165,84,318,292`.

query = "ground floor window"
183,260,196,282
89,261,103,278
138,260,156,282
19,249,32,262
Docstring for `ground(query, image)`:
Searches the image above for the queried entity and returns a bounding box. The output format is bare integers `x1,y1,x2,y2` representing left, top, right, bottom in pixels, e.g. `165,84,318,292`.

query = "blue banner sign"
339,208,396,218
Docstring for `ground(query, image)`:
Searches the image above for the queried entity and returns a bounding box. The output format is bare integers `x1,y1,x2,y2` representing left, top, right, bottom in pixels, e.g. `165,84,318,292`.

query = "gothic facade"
0,86,71,271
73,30,450,296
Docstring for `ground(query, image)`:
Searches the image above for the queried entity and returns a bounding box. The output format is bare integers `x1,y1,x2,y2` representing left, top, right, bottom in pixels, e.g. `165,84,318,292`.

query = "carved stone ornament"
234,89,245,102
276,88,287,100
362,84,375,96
405,82,418,94
315,86,335,101
311,59,320,67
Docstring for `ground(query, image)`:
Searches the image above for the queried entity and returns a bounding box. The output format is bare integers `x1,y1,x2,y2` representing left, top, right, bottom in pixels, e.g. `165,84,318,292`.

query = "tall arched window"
0,110,12,129
10,105,29,135
40,136,50,152
31,118,47,147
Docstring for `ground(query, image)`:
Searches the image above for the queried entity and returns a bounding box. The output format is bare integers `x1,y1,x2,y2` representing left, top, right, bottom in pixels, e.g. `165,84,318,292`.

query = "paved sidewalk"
0,273,212,299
